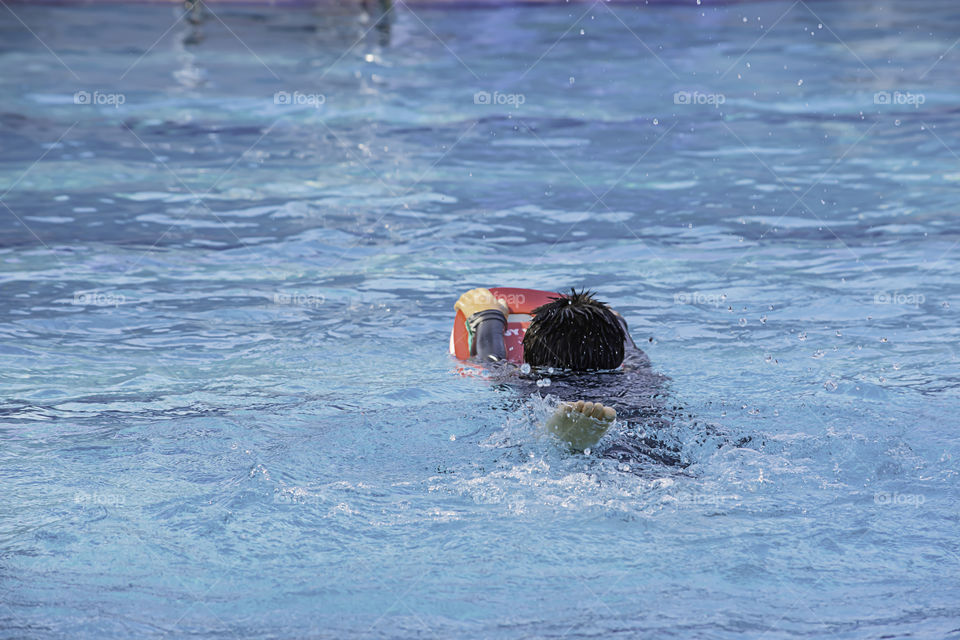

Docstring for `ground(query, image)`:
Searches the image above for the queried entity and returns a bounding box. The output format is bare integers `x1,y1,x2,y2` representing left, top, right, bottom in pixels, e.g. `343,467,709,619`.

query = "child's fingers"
563,400,615,421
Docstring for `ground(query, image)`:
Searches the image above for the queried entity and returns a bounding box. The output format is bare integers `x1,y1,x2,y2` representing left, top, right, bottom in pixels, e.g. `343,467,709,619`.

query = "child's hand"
455,288,509,319
545,400,617,452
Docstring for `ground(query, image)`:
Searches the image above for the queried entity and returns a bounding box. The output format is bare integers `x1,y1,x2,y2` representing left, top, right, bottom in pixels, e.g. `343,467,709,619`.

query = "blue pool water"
2,0,959,637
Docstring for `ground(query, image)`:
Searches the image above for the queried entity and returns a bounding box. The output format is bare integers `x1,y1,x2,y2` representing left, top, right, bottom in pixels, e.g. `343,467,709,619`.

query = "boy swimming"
455,287,672,455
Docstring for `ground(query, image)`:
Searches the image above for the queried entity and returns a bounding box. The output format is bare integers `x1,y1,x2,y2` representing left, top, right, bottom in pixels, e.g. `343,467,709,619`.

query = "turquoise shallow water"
1,0,959,637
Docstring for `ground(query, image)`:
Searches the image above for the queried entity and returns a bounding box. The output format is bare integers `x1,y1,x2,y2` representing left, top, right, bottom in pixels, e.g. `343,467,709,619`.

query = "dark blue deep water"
1,0,959,637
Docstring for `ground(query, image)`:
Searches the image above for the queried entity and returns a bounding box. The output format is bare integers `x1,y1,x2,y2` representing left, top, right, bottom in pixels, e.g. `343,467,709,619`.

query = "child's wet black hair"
522,289,625,371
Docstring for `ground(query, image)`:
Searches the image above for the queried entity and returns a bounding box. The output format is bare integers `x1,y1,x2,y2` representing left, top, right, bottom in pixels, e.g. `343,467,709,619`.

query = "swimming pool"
1,0,958,637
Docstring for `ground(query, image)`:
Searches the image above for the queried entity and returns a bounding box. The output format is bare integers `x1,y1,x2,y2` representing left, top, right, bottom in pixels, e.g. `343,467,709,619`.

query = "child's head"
522,289,625,371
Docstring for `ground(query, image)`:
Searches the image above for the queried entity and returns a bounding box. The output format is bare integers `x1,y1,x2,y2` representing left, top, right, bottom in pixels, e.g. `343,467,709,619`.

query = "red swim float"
449,287,560,364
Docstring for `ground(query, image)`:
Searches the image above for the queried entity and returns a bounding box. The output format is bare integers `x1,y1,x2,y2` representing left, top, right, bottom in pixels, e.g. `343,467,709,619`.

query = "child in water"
455,287,655,453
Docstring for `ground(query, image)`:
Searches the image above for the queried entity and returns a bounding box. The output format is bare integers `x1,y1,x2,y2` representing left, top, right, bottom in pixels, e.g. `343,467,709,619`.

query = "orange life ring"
449,287,560,364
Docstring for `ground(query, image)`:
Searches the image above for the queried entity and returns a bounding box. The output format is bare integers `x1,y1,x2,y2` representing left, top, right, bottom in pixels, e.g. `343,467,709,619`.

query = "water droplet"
449,435,456,441
569,76,575,85
653,118,659,125
580,28,585,35
583,448,591,456
894,119,901,126
738,318,747,326
520,363,531,374
547,367,555,374
797,79,804,86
